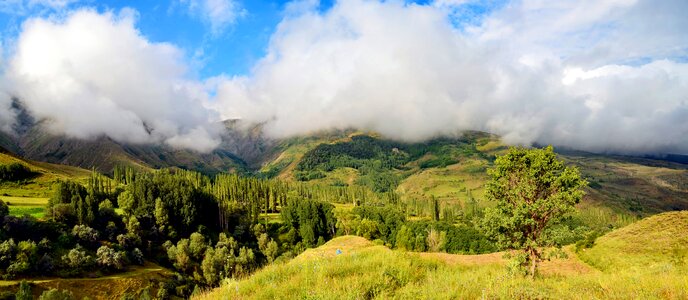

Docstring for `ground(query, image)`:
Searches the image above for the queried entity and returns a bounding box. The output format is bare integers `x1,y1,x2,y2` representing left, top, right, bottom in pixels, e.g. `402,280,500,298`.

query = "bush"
61,246,93,271
96,246,126,270
0,200,8,219
72,225,99,246
130,248,144,265
15,280,31,300
38,289,75,300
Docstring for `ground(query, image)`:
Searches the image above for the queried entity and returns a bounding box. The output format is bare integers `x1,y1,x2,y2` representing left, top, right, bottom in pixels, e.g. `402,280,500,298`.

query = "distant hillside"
0,119,270,175
2,102,687,221
0,147,92,198
257,131,688,225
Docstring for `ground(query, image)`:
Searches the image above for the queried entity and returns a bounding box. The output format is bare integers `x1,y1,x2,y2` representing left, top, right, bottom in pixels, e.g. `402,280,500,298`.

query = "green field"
198,212,688,299
1,196,49,218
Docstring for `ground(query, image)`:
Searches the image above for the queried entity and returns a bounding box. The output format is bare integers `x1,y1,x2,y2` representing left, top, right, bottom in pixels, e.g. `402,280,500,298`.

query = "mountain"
0,117,274,176
256,131,688,222
2,99,687,221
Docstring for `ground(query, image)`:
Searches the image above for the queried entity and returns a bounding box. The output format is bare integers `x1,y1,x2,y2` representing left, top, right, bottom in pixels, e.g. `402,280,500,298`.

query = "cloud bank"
0,0,686,155
212,0,688,154
1,9,221,152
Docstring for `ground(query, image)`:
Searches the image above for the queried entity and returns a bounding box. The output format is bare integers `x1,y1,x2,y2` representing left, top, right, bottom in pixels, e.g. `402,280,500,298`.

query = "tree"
62,246,93,271
15,280,32,300
0,199,8,219
96,246,125,270
264,240,279,263
481,146,587,277
117,191,135,216
189,232,207,260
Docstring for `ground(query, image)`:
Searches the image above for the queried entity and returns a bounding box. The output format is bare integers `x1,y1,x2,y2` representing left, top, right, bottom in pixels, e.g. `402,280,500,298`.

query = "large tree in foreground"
482,146,587,277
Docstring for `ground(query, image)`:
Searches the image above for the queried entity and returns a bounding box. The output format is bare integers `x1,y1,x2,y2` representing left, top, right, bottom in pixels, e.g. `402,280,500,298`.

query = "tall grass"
196,230,688,300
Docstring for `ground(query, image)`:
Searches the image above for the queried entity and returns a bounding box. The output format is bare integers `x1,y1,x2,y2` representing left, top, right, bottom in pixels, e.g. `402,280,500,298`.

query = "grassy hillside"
0,150,91,196
577,211,688,272
260,132,688,228
197,212,688,299
0,150,91,218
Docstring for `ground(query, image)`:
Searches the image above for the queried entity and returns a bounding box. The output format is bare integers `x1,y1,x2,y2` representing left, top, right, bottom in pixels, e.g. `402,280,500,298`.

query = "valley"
0,129,687,299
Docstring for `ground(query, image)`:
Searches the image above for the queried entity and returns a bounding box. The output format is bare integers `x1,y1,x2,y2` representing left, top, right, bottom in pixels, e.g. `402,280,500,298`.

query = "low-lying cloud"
1,9,221,152
212,0,688,155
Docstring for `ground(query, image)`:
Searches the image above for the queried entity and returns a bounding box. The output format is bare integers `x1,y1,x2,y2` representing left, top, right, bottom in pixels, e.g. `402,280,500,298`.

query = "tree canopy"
482,146,587,277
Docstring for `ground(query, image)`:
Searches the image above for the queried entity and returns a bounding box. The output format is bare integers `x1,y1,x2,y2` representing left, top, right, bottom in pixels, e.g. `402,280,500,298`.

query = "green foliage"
15,280,31,300
0,163,35,182
61,245,93,271
96,245,126,271
38,289,75,300
189,232,208,260
0,200,8,219
72,225,99,246
281,199,336,247
351,206,405,245
481,146,587,276
575,231,600,252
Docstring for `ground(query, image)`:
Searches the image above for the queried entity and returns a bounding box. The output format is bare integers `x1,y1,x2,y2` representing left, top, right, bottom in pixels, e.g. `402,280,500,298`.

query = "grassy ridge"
577,211,688,272
198,212,688,299
0,151,92,218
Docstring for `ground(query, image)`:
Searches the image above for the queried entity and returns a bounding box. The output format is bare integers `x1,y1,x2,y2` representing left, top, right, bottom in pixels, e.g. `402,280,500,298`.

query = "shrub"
130,248,144,265
72,225,99,245
0,200,8,219
189,232,207,260
62,246,93,271
38,289,75,300
15,280,32,300
96,246,126,270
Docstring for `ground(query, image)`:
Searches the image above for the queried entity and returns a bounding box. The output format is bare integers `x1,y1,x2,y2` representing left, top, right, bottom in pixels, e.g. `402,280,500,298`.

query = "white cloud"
0,0,80,15
1,9,222,152
2,0,686,155
211,0,688,154
179,0,246,37
0,93,17,134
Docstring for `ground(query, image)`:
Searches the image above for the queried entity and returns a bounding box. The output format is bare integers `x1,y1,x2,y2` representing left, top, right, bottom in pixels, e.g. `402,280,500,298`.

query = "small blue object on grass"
336,249,342,255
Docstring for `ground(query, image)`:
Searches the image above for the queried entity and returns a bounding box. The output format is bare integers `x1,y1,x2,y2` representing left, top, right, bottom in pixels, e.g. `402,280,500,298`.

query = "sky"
0,0,686,154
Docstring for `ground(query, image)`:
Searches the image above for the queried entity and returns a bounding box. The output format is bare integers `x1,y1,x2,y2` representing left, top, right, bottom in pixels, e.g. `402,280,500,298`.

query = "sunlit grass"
1,195,49,218
197,212,688,300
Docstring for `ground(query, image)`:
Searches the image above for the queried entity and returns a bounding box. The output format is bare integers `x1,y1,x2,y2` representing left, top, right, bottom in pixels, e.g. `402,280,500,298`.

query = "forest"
0,164,503,298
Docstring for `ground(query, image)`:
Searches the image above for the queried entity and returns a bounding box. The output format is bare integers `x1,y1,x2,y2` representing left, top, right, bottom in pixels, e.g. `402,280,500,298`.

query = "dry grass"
0,262,172,299
197,212,688,300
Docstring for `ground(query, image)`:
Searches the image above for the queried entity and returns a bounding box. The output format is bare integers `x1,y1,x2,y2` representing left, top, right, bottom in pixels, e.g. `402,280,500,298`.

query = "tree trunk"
529,247,539,279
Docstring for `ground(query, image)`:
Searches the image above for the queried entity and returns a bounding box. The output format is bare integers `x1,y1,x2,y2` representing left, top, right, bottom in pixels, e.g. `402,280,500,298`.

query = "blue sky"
1,0,290,77
0,0,504,78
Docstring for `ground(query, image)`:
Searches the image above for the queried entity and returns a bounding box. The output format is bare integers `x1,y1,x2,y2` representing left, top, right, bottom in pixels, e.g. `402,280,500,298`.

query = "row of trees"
0,163,35,182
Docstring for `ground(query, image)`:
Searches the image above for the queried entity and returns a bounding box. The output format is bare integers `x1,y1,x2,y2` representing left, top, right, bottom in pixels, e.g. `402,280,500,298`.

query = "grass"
0,262,172,299
1,196,49,218
577,211,688,272
0,152,91,200
197,212,688,300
